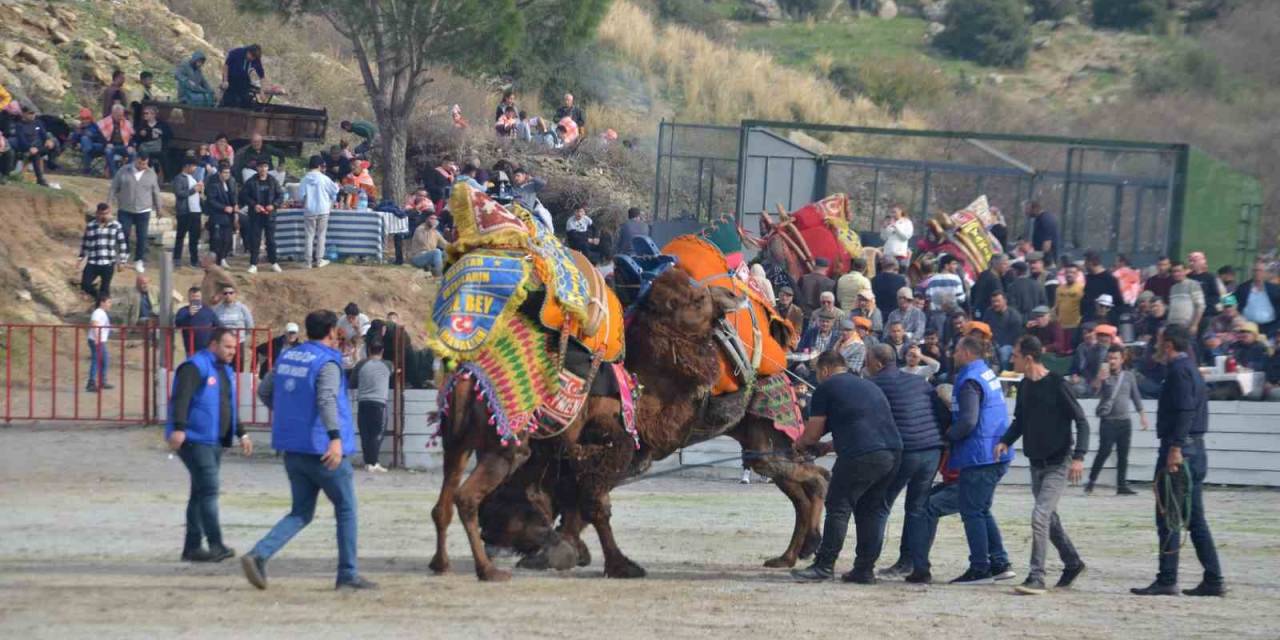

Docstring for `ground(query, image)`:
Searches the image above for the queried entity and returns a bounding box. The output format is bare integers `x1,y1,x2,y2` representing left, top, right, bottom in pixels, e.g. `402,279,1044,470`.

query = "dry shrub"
596,0,908,129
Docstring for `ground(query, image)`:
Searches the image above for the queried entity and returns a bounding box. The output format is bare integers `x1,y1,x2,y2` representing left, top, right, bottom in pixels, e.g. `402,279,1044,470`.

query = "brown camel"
429,269,735,580
480,268,830,576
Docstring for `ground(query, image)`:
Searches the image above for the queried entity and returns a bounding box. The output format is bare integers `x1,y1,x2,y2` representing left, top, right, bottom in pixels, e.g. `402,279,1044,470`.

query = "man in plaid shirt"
78,203,127,300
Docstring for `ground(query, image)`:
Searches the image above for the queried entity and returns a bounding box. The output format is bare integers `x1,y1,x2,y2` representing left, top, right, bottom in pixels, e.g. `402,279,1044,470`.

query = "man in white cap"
255,322,302,379
1093,294,1116,330
885,287,926,343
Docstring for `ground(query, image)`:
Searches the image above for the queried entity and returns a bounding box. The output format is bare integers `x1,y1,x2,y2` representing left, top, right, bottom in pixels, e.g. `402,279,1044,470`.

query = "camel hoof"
763,555,797,568
516,552,550,571
574,539,592,567
799,532,822,560
478,567,512,582
605,558,647,579
428,555,450,574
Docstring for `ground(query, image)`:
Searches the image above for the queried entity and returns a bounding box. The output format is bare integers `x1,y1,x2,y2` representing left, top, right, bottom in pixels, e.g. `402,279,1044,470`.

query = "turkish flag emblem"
450,314,474,334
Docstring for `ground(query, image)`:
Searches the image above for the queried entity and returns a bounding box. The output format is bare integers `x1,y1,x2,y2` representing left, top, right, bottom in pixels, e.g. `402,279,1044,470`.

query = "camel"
479,265,831,577
428,268,737,581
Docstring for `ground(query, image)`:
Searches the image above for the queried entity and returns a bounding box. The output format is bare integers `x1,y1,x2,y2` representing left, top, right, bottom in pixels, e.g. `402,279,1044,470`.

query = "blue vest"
270,341,355,455
165,349,237,446
948,359,1014,470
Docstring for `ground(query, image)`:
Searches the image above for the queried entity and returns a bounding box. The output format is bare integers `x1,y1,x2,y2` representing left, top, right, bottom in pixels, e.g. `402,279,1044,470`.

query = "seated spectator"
74,108,106,176
495,89,518,121
798,308,840,355
884,286,925,343
555,93,586,130
409,214,448,276
983,291,1024,368
234,133,286,182
134,106,172,178
1209,294,1242,345
1265,329,1280,400
856,314,881,349
557,118,579,146
1026,305,1070,355
565,206,600,257
451,103,469,129
210,132,235,167
340,119,378,157
1231,323,1270,371
11,105,61,186
175,51,216,107
0,131,13,182
325,145,353,184
96,104,134,178
1069,323,1112,397
341,161,377,207
901,343,941,381
851,288,883,335
515,112,535,142
837,317,867,375
883,321,910,366
816,291,847,325
495,107,519,138
776,286,804,338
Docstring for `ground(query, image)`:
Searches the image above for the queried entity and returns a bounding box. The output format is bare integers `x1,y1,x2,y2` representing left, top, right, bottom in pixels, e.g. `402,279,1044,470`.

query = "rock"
927,21,946,37
743,0,784,21
877,0,898,19
17,45,58,76
1034,20,1056,30
1034,36,1052,50
1089,95,1103,105
17,290,32,303
15,63,68,107
987,73,1005,85
0,42,21,61
1058,15,1079,28
922,0,949,22
50,30,71,45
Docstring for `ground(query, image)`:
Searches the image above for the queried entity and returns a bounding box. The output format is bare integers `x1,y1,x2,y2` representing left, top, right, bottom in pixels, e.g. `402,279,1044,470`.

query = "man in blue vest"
910,336,1016,585
166,327,253,562
240,309,377,591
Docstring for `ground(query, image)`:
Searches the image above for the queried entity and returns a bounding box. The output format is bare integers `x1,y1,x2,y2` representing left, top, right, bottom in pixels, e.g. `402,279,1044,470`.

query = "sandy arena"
1,424,1277,639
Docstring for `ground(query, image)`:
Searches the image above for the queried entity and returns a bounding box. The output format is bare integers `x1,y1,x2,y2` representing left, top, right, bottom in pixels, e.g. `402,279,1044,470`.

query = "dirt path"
1,425,1277,639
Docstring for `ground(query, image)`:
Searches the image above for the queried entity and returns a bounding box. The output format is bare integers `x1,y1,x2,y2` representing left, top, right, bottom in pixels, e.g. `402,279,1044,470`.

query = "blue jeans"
410,248,443,273
79,135,105,175
250,453,359,583
879,448,943,567
908,477,1011,574
87,340,108,386
178,441,224,552
1156,438,1223,586
997,344,1014,370
958,462,1009,573
104,143,133,177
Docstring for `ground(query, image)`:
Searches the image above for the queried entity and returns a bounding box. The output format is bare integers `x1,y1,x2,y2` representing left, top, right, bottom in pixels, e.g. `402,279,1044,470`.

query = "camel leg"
558,506,593,567
456,448,529,582
584,491,645,578
732,419,829,566
429,443,472,574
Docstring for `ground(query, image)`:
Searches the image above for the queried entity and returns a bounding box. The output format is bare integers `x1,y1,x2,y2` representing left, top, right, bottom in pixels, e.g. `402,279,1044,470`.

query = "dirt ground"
1,425,1278,639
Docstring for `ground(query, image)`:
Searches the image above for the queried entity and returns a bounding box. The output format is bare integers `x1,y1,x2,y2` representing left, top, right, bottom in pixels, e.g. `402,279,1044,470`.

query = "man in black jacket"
1131,324,1226,597
172,157,204,267
998,335,1089,595
239,162,283,274
204,163,238,267
865,344,947,579
970,254,1008,320
1082,252,1123,324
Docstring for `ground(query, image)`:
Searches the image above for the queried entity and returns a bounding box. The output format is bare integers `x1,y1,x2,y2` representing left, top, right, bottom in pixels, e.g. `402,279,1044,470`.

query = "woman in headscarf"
749,262,776,305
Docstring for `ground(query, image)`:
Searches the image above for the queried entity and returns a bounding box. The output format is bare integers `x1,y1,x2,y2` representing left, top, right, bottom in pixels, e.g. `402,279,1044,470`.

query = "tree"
933,0,1031,68
1091,0,1168,32
1029,0,1075,21
240,0,591,204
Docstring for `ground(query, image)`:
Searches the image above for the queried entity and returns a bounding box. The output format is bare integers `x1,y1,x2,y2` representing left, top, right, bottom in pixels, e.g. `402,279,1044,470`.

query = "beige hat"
897,286,914,300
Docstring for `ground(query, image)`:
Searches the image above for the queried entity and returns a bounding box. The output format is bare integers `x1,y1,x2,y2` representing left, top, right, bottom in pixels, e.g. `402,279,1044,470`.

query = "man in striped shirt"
77,203,127,300
924,255,967,311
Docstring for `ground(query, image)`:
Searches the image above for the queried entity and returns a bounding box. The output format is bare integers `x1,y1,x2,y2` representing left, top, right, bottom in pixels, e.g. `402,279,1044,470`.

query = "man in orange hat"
74,107,107,175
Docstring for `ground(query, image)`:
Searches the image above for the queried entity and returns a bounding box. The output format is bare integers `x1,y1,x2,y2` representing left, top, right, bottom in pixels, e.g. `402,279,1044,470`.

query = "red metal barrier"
2,323,281,427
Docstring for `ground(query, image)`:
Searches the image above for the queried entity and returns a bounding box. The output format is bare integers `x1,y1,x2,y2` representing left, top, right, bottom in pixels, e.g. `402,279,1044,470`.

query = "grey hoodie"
109,162,163,214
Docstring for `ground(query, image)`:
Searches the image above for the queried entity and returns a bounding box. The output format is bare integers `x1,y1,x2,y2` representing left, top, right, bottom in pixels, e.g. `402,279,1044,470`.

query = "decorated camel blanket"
662,234,790,395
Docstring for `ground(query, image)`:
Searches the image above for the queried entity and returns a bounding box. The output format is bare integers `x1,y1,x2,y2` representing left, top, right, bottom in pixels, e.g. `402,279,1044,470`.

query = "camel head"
625,268,734,388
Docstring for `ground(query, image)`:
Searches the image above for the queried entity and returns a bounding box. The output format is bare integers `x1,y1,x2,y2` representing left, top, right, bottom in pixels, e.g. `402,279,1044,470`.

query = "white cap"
285,322,300,333
1097,294,1115,307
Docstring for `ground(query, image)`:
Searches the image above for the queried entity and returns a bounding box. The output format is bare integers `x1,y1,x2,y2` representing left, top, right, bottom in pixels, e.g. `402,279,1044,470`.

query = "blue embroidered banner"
428,251,531,359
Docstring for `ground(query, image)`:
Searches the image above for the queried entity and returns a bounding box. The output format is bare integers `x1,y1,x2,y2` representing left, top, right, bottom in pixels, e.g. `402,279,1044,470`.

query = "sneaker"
878,560,913,578
739,469,752,485
247,265,258,274
207,546,236,563
85,382,97,392
100,383,115,390
904,570,932,584
840,569,876,584
219,259,230,269
241,553,268,590
949,569,994,585
1014,577,1048,595
990,563,1017,581
182,548,215,562
316,259,330,268
135,260,145,273
1057,563,1086,588
790,563,834,582
271,263,283,273
335,576,379,590
1117,486,1137,496
1182,582,1227,597
1130,581,1179,596
1084,481,1095,495
371,463,388,473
